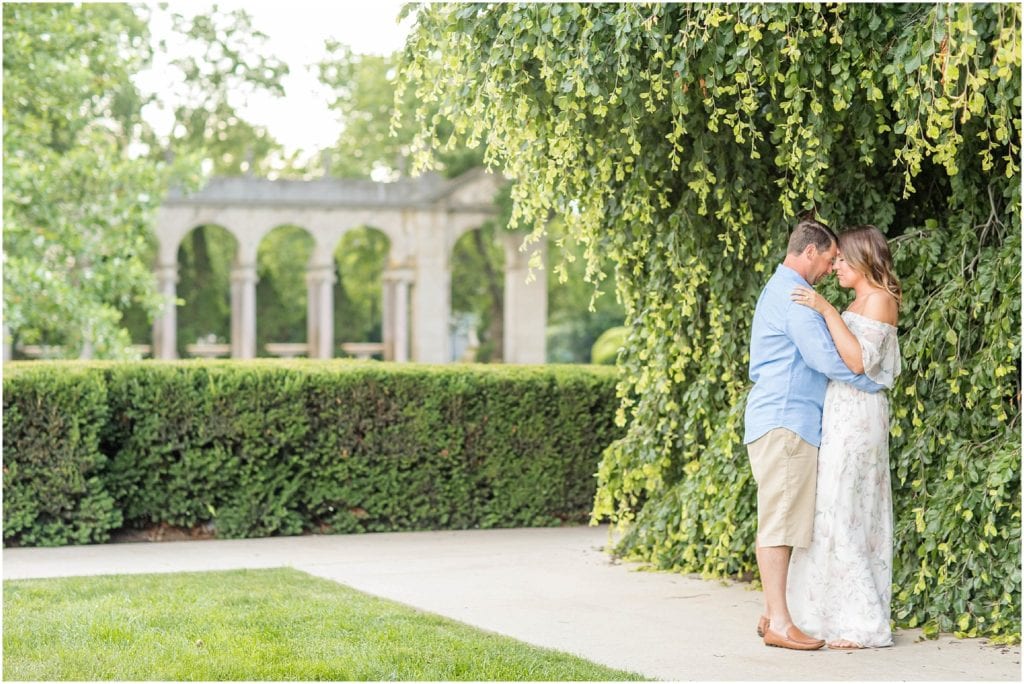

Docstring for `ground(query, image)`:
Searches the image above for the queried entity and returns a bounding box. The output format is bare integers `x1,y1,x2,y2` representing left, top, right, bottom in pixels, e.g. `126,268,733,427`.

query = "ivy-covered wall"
399,3,1021,642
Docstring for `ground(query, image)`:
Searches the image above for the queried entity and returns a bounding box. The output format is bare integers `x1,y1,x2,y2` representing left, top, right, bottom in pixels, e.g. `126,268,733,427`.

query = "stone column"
403,209,452,363
316,264,335,359
395,275,411,363
79,326,94,360
411,258,450,363
502,234,547,364
381,277,395,361
230,263,258,359
383,267,414,362
152,262,180,359
305,263,336,359
306,273,320,358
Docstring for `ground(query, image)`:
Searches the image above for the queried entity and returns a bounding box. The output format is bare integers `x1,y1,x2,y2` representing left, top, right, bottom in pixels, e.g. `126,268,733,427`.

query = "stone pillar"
383,267,414,362
305,263,336,359
79,328,94,360
230,263,258,359
3,324,12,362
404,206,451,363
411,258,450,363
502,234,547,364
381,278,395,361
152,262,180,359
307,274,320,358
395,275,411,363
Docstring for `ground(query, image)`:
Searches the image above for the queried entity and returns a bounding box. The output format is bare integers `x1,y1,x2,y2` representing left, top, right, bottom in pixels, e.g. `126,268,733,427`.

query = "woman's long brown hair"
839,225,902,307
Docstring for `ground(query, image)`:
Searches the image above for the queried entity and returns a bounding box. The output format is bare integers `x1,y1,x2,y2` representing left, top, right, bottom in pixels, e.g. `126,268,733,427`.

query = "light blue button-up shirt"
743,264,884,447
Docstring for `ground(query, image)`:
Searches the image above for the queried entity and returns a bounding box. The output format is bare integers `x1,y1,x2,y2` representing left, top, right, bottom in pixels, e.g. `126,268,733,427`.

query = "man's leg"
748,429,822,648
758,536,823,649
756,540,794,633
750,431,794,630
749,430,824,649
755,544,769,619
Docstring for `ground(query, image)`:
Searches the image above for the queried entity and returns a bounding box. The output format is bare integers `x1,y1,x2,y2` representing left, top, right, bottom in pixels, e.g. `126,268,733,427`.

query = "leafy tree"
546,218,625,363
317,44,502,358
3,3,167,358
3,3,297,358
152,5,296,354
399,3,1021,640
316,42,481,179
318,40,625,363
117,5,297,350
159,5,290,176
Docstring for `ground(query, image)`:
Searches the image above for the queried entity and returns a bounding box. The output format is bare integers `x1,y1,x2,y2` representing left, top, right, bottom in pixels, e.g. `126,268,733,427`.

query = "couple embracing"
745,219,902,650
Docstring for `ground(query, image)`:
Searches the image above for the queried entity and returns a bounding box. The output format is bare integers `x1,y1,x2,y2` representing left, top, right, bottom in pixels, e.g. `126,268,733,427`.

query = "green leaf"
904,53,922,74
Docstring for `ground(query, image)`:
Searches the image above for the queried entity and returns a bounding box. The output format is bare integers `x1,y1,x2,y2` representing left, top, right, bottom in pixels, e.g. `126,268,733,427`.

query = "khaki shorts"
747,428,817,548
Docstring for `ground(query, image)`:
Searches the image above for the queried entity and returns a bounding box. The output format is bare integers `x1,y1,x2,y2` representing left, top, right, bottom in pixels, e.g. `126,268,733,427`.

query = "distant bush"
591,327,629,365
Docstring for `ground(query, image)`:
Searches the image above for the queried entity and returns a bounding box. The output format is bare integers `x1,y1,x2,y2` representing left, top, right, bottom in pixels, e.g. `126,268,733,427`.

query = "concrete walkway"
3,525,1019,681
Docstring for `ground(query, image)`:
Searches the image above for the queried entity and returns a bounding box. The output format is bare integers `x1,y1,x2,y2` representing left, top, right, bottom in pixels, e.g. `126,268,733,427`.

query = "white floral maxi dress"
787,311,901,647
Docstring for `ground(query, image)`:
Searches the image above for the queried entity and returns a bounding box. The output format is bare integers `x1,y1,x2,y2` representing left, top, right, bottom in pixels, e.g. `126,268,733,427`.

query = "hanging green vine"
398,3,1021,642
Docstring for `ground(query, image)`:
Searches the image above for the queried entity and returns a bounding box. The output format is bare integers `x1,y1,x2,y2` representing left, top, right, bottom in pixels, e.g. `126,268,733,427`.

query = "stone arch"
175,223,237,358
446,221,548,364
331,224,391,360
450,224,506,362
255,224,317,357
151,168,546,363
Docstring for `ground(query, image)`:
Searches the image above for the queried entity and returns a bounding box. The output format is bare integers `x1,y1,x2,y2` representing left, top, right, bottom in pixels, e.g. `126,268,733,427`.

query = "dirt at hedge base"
108,522,217,543
106,520,339,543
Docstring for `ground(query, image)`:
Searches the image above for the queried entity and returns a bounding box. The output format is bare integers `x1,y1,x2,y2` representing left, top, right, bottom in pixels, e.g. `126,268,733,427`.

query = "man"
744,219,885,650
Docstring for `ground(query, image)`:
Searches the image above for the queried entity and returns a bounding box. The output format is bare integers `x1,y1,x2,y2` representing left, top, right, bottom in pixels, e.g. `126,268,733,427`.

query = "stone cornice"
164,167,504,213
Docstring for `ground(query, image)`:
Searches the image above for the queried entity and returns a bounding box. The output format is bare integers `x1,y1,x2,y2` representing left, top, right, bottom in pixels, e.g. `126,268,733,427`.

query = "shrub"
3,360,621,544
3,366,120,546
591,327,629,366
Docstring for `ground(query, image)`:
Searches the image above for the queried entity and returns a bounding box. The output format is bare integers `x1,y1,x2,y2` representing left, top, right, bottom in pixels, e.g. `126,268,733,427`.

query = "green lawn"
3,567,646,681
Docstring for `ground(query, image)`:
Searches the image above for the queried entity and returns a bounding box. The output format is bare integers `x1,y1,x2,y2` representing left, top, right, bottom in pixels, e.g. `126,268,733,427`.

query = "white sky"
134,0,414,159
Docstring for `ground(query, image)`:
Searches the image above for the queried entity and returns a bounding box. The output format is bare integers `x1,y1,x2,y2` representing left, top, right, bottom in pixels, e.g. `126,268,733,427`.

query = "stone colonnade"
151,169,547,364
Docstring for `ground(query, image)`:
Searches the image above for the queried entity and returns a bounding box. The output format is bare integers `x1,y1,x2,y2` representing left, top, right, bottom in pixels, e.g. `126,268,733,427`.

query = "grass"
3,567,646,681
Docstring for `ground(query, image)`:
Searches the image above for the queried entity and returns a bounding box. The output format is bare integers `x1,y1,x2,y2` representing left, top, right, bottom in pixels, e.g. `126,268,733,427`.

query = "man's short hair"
787,219,838,256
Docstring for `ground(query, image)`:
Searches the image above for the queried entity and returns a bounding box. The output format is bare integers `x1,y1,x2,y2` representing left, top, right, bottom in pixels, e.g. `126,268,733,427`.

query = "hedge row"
3,360,622,546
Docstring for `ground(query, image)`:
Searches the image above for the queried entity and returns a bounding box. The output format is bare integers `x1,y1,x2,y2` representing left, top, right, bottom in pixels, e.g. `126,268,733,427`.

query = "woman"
787,225,902,649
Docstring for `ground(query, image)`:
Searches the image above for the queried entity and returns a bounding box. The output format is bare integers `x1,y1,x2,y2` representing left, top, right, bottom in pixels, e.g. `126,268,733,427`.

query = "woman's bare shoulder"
861,289,899,326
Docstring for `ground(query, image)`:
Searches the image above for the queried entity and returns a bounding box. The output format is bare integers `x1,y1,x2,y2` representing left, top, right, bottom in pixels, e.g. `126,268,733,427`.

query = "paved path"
3,526,1019,680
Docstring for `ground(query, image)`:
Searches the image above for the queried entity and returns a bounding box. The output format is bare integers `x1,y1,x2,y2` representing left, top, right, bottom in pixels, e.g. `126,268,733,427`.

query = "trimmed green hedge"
2,366,120,545
3,360,621,546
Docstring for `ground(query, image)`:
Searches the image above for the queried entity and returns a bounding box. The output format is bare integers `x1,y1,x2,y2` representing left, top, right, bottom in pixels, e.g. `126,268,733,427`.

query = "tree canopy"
160,6,291,177
317,44,624,361
399,3,1021,640
3,2,624,362
4,3,294,357
3,3,166,357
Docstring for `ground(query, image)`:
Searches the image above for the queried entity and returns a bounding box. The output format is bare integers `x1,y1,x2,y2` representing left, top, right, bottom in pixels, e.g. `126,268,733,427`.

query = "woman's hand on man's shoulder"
790,286,831,316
